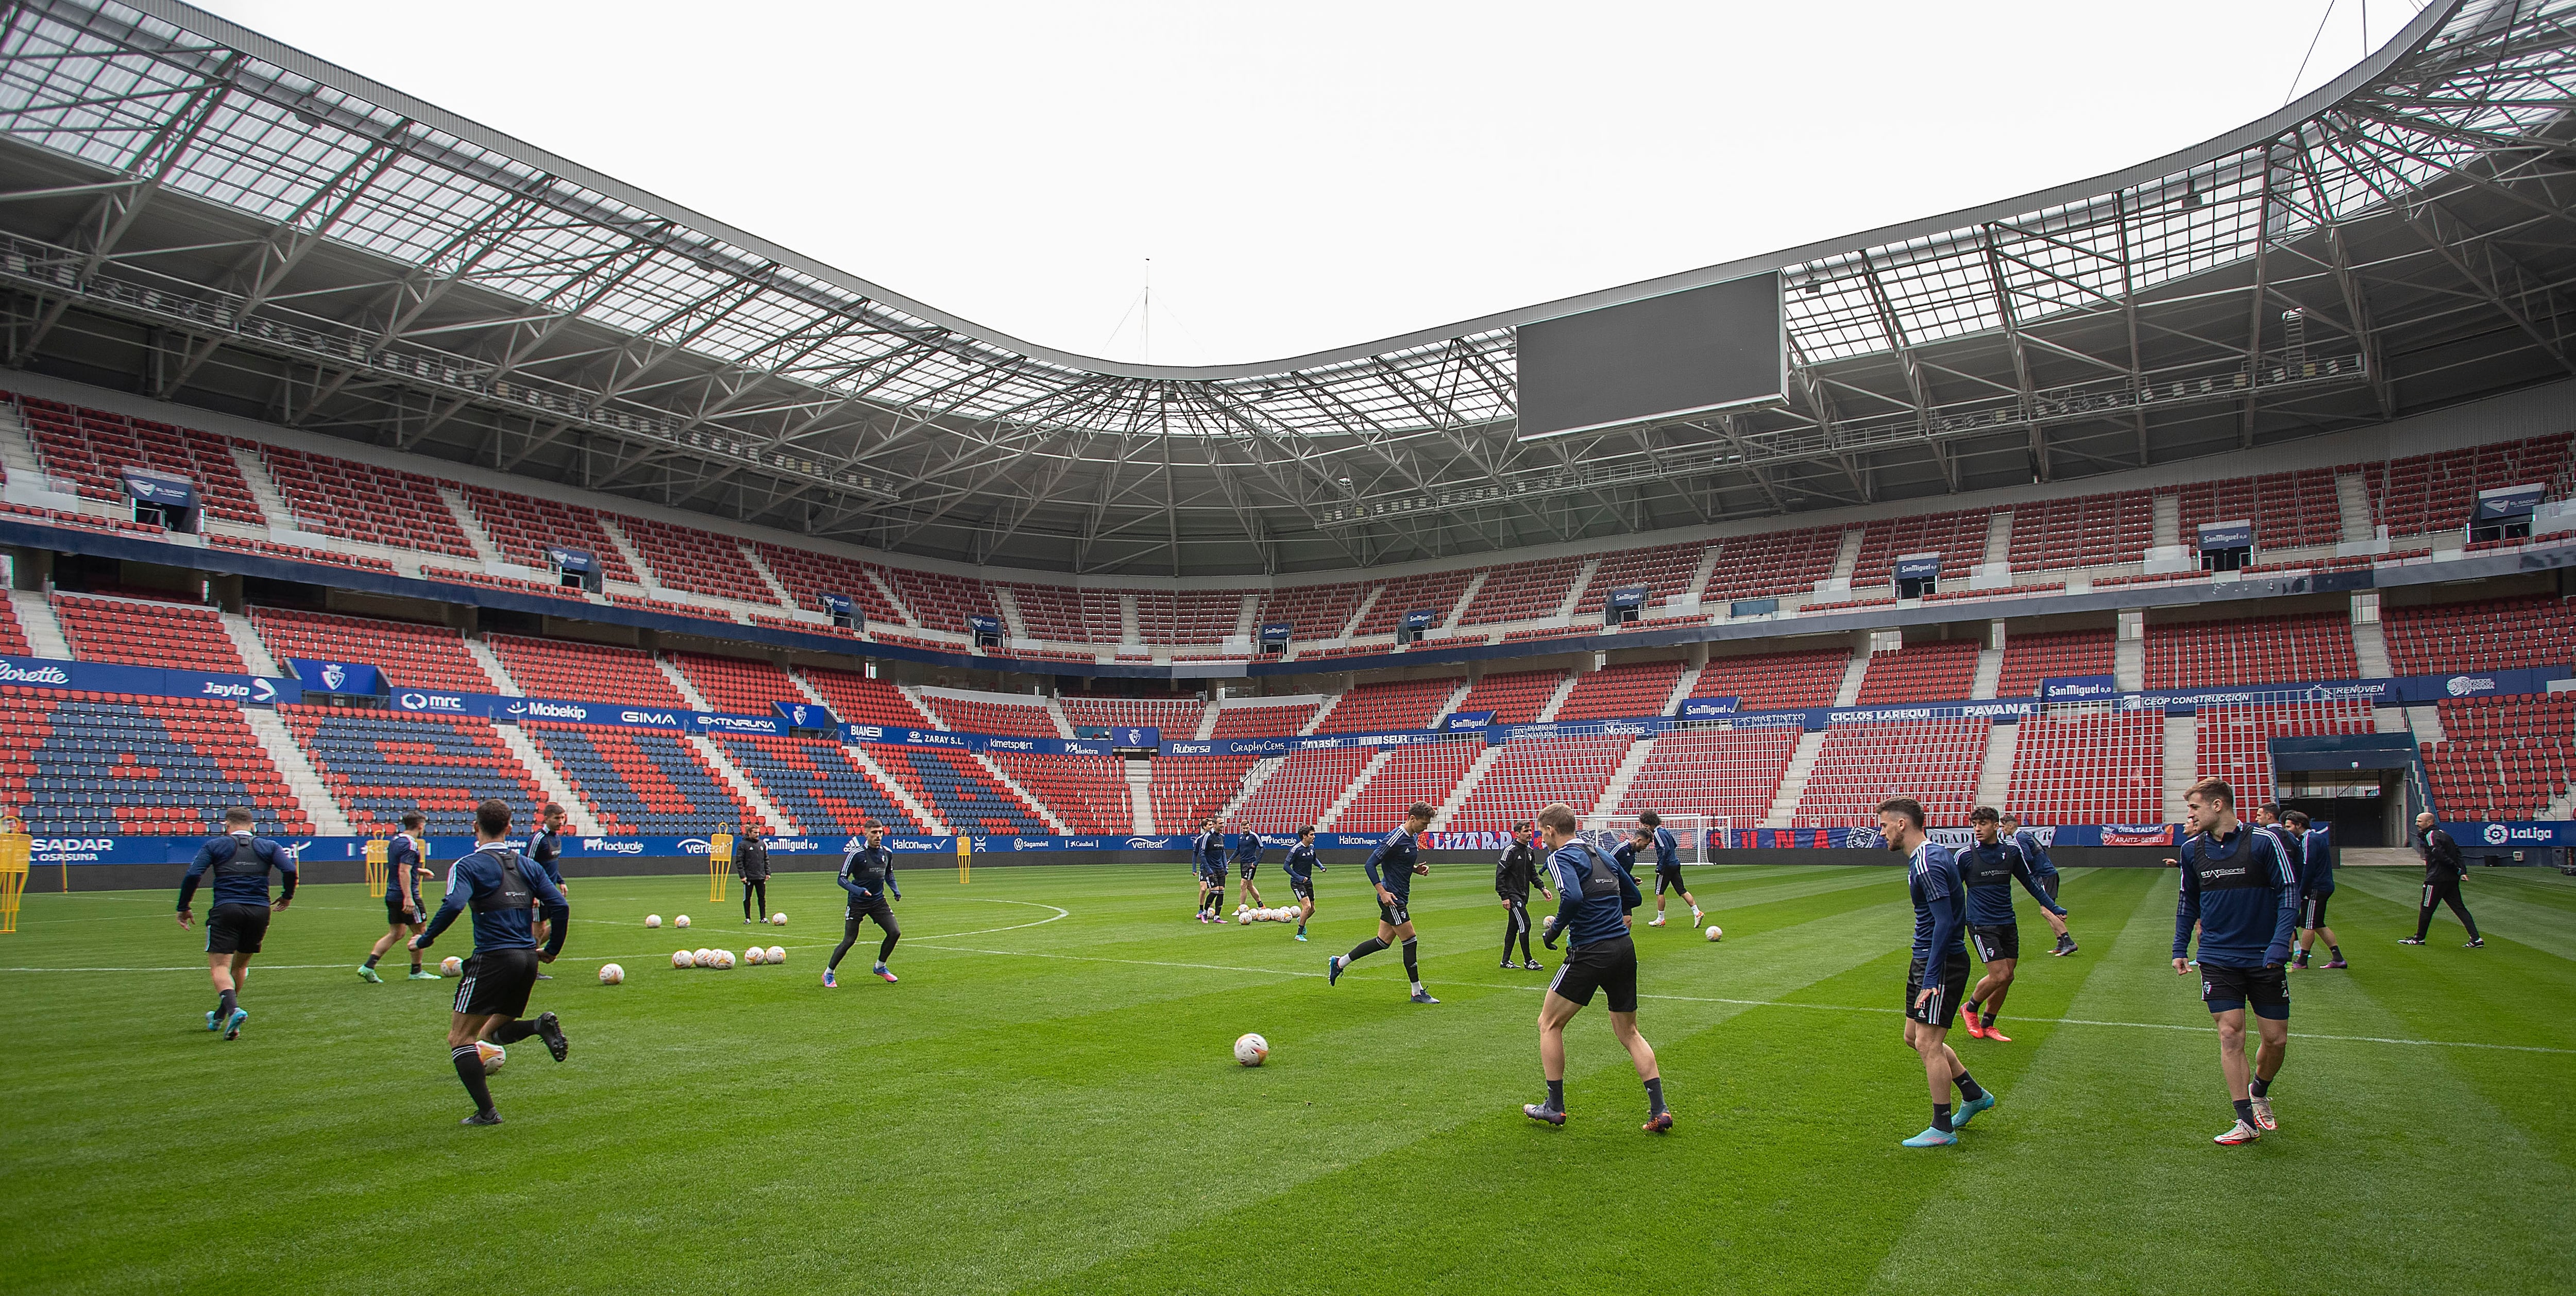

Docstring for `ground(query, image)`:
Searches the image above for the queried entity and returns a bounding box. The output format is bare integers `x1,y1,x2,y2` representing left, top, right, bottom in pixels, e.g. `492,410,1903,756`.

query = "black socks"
1933,1102,1953,1133
495,1019,540,1045
1645,1077,1667,1115
1546,1079,1564,1109
2232,1097,2255,1124
1955,1071,1986,1102
364,953,381,969
1345,936,1388,964
452,1045,496,1115
2250,1075,2272,1099
217,988,237,1019
1401,937,1420,991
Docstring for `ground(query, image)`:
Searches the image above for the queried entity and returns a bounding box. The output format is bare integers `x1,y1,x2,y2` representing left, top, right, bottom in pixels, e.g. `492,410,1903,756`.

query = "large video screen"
1516,273,1785,440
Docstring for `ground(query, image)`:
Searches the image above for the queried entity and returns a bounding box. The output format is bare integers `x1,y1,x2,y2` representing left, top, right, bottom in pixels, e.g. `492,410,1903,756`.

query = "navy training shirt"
1907,840,1967,969
420,845,567,956
2173,827,2297,969
1961,839,2064,926
388,831,425,910
2011,827,2058,880
2301,827,2335,896
1546,840,1641,949
1194,828,1226,873
1653,826,1682,869
840,842,899,899
527,824,565,886
1283,841,1320,880
178,831,296,910
1230,832,1264,868
1363,827,1419,900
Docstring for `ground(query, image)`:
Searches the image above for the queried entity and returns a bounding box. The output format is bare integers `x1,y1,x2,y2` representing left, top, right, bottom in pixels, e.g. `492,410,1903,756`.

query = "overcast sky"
202,0,2426,367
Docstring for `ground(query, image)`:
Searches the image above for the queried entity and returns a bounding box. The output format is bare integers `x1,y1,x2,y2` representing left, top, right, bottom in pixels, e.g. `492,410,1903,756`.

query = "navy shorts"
205,902,270,955
1906,950,1971,1028
453,948,540,1019
1378,898,1411,926
1289,875,1314,901
2200,963,2290,1020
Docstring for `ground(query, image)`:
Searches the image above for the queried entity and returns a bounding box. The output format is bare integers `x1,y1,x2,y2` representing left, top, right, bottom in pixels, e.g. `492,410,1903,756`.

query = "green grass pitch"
4,861,2570,1294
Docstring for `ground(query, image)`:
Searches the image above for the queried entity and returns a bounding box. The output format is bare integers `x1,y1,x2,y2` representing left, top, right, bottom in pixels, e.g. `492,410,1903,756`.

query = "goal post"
1576,813,1726,864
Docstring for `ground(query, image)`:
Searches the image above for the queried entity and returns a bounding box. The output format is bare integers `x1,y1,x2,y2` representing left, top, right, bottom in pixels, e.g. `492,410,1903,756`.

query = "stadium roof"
0,0,2571,577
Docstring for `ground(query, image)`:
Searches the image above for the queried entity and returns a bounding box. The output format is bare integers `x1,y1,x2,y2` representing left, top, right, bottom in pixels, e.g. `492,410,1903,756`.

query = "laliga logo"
2447,676,2497,697
320,662,346,691
2484,823,2510,845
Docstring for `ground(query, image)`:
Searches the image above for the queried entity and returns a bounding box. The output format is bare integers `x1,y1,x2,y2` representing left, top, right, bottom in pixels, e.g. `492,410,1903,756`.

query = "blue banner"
1607,585,1649,610
1730,596,1779,618
2473,484,2547,520
121,466,196,508
286,658,381,696
1675,696,1740,719
546,545,595,574
1824,699,2039,725
2116,680,2393,713
2446,820,2576,849
388,688,687,729
2197,519,2253,550
0,654,297,705
1402,608,1437,630
773,700,836,728
1894,554,1942,579
2041,675,2120,702
694,711,784,736
1259,621,1294,644
1111,726,1161,749
968,615,1003,635
1444,710,1496,731
821,593,855,617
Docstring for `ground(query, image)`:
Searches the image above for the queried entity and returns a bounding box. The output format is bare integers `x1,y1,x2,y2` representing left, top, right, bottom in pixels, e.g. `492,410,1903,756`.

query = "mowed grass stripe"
2332,866,2576,962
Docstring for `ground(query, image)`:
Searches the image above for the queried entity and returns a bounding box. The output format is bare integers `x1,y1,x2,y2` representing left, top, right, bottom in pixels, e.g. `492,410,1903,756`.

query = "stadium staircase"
1762,732,1827,827
0,402,47,482
1970,641,2004,699
591,517,659,596
1833,653,1869,706
2334,472,2376,544
2115,632,2146,692
1528,673,1582,722
655,656,715,711
1335,585,1383,641
1554,559,1600,620
863,569,920,628
1216,754,1285,822
2351,608,2393,679
1975,722,2018,809
464,637,523,694
437,486,509,567
493,726,605,834
8,590,70,658
1680,546,1722,609
845,744,944,833
1316,749,1396,830
683,732,791,833
1430,746,1504,829
2151,494,2182,548
240,707,353,835
224,445,294,531
217,611,280,677
740,545,799,609
1657,665,1704,716
2161,713,2196,822
1438,572,1487,634
1828,528,1864,584
1125,760,1154,834
1590,738,1657,816
974,752,1067,833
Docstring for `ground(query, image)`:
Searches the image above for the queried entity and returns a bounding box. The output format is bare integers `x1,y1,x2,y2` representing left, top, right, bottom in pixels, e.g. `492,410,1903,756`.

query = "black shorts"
1548,935,1639,1012
1970,923,2020,963
1202,866,1227,887
845,894,895,928
2039,873,2059,903
1238,863,1258,881
2299,891,2331,930
2200,962,2289,1020
1655,865,1687,896
1289,874,1314,901
1906,949,1971,1028
205,902,270,955
1378,898,1411,926
453,948,541,1018
385,895,420,926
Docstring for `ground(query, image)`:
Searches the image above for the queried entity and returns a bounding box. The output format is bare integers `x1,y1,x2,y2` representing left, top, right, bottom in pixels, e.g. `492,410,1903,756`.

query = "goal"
1577,813,1726,864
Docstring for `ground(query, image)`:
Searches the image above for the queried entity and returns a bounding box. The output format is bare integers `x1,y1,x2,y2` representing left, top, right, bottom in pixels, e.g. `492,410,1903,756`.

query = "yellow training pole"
364,835,389,899
709,831,735,904
0,828,27,934
956,833,971,884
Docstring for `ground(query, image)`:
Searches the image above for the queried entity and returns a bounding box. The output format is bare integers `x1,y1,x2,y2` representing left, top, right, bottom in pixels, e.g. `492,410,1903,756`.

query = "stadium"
0,1,2570,1291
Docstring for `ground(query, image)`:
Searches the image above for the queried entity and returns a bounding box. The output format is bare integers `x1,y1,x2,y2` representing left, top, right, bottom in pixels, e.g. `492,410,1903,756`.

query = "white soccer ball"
600,963,625,984
1238,910,1252,925
475,1040,506,1073
744,946,766,965
1705,924,1723,941
645,914,662,929
674,914,691,929
439,955,463,977
1233,1033,1269,1067
718,949,739,969
771,912,787,926
766,946,785,963
673,950,695,968
694,948,713,966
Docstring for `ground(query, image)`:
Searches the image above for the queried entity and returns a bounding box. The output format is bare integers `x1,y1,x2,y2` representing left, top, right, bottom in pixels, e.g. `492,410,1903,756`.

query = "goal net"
1577,813,1726,865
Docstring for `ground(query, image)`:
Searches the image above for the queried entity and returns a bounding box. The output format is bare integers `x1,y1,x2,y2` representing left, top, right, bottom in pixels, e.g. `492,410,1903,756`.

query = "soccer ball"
771,913,787,925
672,950,695,968
717,949,738,969
474,1040,506,1073
694,947,713,966
1238,910,1252,925
439,955,463,977
744,946,766,965
766,946,785,963
674,914,691,929
600,963,625,985
1705,924,1723,941
645,914,662,929
1233,1033,1269,1067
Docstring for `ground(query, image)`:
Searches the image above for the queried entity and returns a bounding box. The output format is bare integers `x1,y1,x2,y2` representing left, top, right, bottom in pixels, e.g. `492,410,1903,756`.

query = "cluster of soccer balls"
669,945,785,969
644,913,786,929
1233,905,1298,924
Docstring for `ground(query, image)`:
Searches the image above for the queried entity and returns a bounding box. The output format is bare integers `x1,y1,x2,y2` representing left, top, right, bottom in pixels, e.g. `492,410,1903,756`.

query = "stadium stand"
2424,693,2574,821
1443,734,1634,832
1459,556,1586,626
2145,613,2359,688
2006,710,2166,826
1136,591,1243,646
1333,738,1482,830
256,446,476,558
2173,470,2345,552
251,607,494,695
1854,640,1981,704
1602,726,1803,827
1552,660,1687,721
1450,669,1564,725
283,705,546,837
1060,695,1205,734
1696,648,1853,712
16,399,264,525
916,694,1058,736
796,667,938,731
461,484,640,584
1316,678,1460,732
1208,700,1322,738
879,567,993,634
1355,569,1476,637
1791,719,1990,828
488,635,689,708
2192,700,2377,810
1233,748,1371,829
615,515,773,603
206,533,400,575
1702,526,1848,603
0,595,27,657
2383,595,2576,677
1005,584,1117,645
1996,629,2118,699
2009,492,2154,573
2365,433,2573,538
1147,753,1258,833
521,721,758,835
668,651,800,716
0,693,309,837
51,593,246,674
875,746,1047,833
1255,582,1366,641
750,543,909,626
985,751,1129,833
715,734,922,834
1575,542,1707,617
1855,510,1993,585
